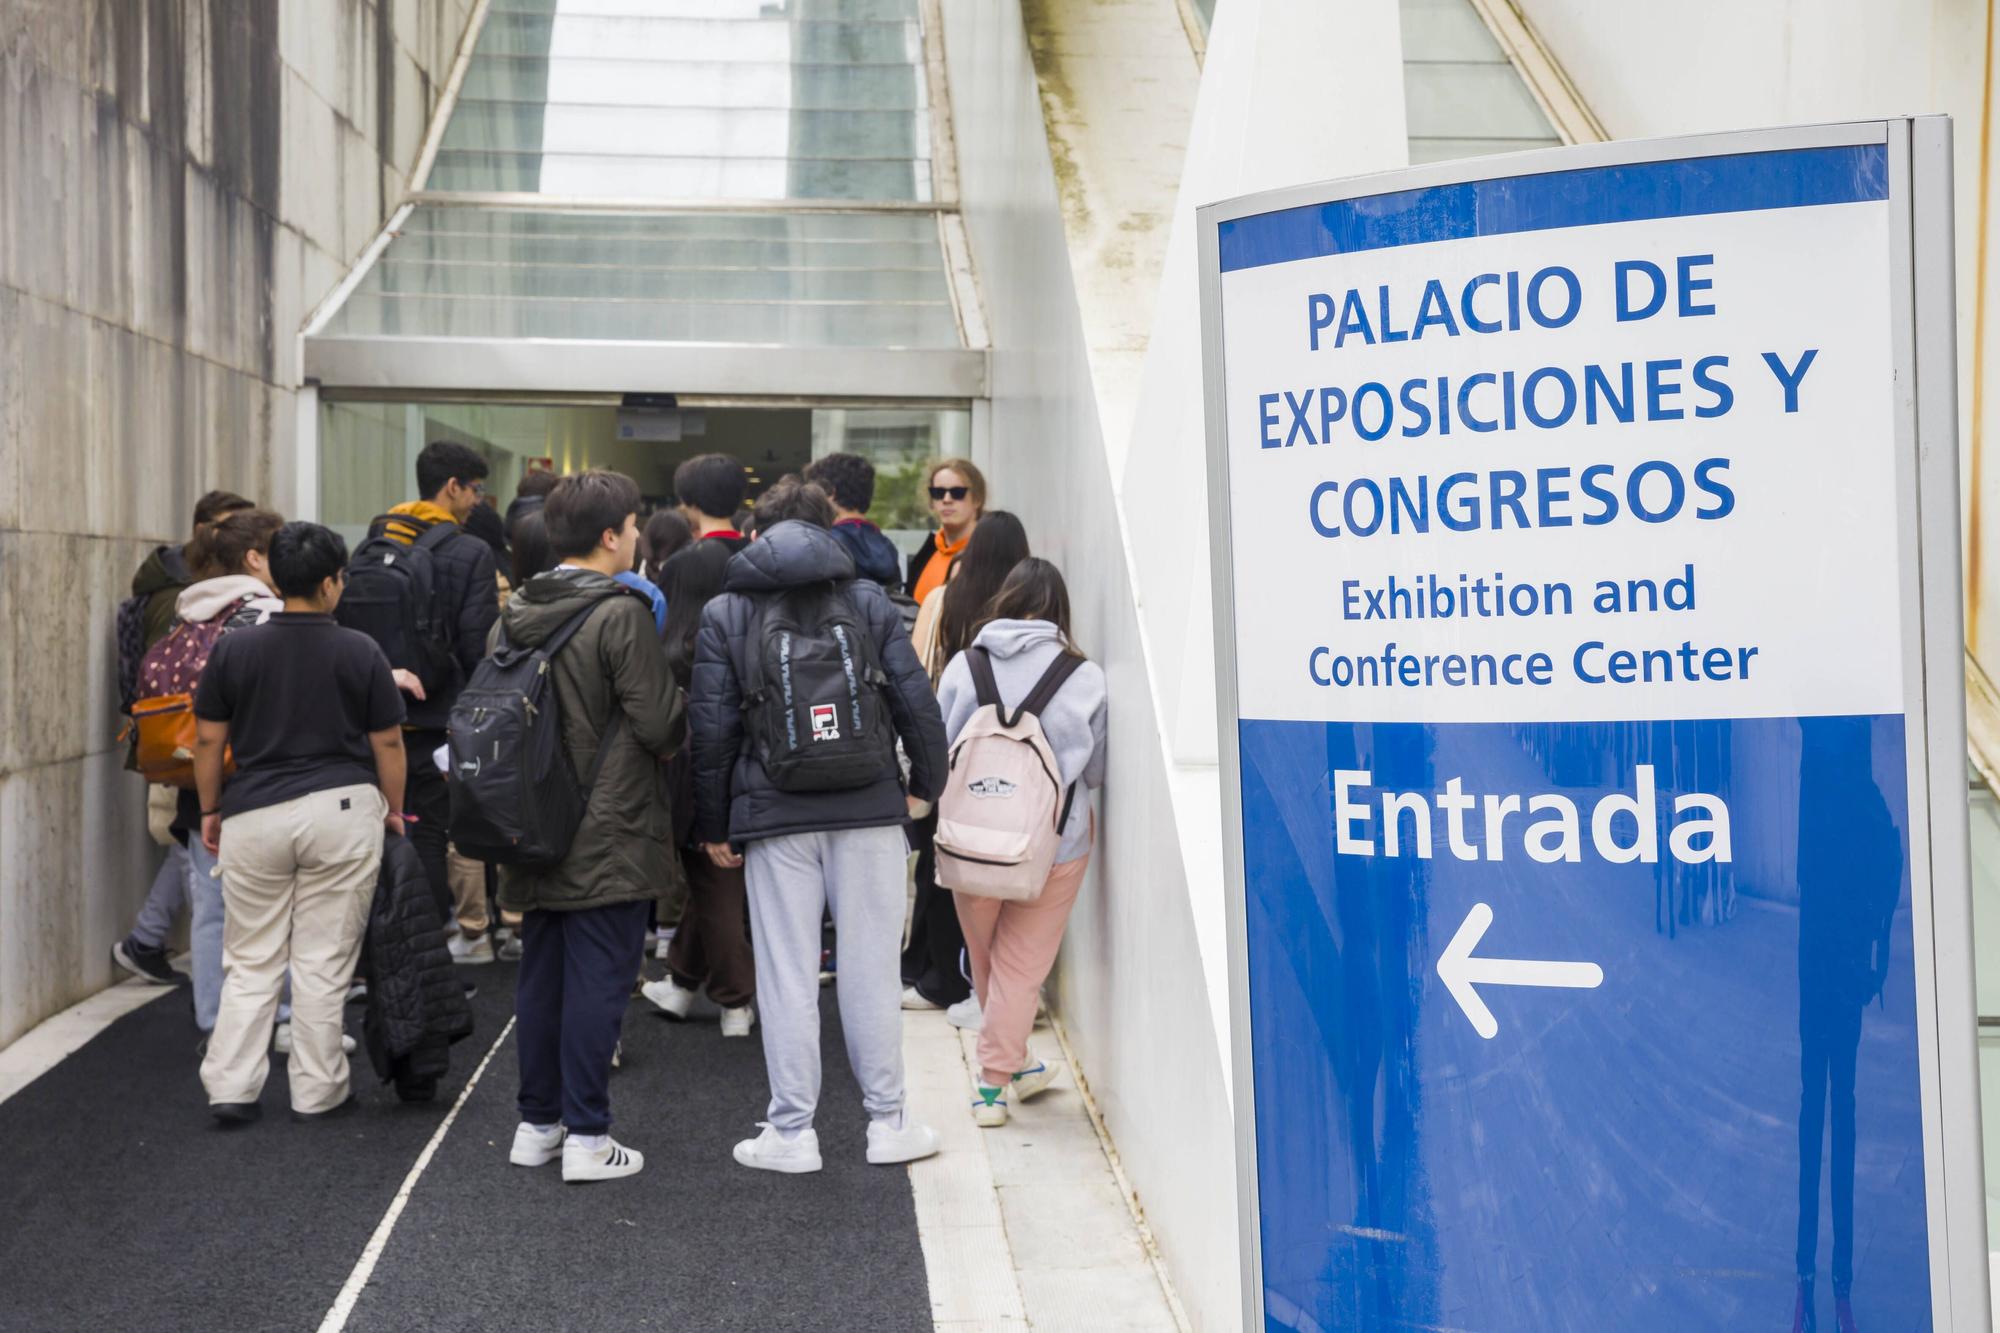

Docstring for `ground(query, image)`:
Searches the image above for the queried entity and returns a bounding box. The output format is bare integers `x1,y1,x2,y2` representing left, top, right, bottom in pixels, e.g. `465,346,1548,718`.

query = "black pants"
1797,996,1864,1291
667,847,756,1008
899,811,970,1006
516,900,649,1136
404,728,452,921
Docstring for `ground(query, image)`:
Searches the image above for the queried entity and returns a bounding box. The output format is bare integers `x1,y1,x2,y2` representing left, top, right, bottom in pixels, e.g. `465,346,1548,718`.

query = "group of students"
111,441,1109,1186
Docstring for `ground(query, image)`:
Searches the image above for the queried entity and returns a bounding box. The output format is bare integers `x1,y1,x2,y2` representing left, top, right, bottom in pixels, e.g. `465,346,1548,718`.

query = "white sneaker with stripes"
562,1134,644,1183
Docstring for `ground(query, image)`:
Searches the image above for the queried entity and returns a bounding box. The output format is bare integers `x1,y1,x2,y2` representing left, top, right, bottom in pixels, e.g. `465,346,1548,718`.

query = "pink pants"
955,850,1090,1086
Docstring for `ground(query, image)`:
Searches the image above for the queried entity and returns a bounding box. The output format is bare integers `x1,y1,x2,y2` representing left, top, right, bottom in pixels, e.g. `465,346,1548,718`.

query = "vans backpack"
934,648,1085,901
743,583,899,793
127,599,249,787
446,599,624,868
337,518,460,694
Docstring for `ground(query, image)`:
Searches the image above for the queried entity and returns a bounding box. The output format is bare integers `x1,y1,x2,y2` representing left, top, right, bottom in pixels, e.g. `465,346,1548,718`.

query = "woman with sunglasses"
906,458,988,604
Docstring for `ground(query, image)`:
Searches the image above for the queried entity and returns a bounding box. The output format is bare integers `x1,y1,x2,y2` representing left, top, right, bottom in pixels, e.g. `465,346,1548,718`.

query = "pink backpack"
934,649,1085,901
137,599,248,699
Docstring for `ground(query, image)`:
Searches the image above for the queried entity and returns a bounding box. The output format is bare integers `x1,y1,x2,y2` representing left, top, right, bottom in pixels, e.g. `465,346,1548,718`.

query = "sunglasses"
929,486,970,501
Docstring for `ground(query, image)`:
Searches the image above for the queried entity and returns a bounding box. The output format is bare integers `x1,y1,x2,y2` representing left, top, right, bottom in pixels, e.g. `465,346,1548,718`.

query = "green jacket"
492,569,687,914
132,544,193,647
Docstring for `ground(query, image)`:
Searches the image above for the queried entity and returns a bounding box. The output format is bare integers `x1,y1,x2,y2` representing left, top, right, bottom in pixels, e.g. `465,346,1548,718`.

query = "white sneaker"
734,1122,823,1174
866,1113,941,1165
563,1135,644,1182
640,977,696,1020
719,1004,756,1038
1010,1061,1060,1102
900,986,941,1011
945,995,983,1030
449,933,495,965
972,1092,1009,1129
509,1122,565,1167
272,1023,355,1056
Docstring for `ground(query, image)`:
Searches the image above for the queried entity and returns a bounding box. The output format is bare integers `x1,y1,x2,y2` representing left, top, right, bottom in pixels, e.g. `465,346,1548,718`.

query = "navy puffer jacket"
691,521,948,846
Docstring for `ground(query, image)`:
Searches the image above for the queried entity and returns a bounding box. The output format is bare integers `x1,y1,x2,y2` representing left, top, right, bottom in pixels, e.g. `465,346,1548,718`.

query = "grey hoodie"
936,618,1107,862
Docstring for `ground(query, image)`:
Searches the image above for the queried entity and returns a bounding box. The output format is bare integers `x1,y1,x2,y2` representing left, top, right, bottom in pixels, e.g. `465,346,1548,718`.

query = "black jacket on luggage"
691,521,948,846
364,836,474,1097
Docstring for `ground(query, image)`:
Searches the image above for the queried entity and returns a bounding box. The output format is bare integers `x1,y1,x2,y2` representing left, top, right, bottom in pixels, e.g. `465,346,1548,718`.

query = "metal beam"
303,336,988,399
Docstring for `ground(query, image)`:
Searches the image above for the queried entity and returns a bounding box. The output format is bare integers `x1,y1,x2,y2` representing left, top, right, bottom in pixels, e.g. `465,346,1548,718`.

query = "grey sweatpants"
745,825,909,1134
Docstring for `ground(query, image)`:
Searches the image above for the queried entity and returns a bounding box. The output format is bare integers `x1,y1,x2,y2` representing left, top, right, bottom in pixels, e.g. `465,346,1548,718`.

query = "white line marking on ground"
0,976,182,1108
316,1016,516,1333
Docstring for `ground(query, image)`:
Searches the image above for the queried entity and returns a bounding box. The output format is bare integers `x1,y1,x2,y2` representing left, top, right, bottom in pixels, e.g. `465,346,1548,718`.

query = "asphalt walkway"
0,965,930,1332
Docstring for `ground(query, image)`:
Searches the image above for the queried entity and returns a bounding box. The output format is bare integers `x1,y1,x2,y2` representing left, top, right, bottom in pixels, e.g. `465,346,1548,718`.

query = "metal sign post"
1197,119,1985,1331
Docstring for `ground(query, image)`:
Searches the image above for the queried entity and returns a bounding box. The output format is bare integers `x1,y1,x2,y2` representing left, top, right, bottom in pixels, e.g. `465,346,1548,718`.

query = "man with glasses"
352,440,499,926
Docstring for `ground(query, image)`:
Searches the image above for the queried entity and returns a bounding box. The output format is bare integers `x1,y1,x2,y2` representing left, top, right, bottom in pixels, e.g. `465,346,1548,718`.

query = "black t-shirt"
193,613,406,819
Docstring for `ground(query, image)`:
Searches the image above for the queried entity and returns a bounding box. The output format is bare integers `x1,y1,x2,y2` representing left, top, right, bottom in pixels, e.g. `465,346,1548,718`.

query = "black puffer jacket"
692,521,948,845
364,836,474,1094
365,506,499,729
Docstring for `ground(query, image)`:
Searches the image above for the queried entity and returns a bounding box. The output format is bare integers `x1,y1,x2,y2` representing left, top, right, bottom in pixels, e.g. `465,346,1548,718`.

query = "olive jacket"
492,567,687,913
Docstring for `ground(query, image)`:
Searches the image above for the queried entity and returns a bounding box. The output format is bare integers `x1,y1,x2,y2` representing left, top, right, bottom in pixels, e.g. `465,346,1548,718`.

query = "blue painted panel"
1217,144,1888,272
1240,715,1930,1332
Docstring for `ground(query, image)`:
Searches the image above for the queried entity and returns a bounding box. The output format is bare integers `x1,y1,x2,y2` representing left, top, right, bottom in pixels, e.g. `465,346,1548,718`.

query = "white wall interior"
944,0,1410,1325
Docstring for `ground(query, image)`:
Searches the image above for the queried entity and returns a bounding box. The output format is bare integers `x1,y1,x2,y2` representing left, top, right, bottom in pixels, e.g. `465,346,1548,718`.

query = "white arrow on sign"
1436,902,1604,1039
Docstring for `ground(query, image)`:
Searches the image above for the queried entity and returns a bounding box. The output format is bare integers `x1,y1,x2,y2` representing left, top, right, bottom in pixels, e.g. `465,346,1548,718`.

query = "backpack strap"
413,519,459,553
1007,652,1085,728
966,647,1003,711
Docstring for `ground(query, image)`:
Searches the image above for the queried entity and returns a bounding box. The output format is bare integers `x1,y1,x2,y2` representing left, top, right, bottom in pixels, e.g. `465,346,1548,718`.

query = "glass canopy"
305,0,980,396
318,207,961,347
432,0,935,202
1399,0,1563,164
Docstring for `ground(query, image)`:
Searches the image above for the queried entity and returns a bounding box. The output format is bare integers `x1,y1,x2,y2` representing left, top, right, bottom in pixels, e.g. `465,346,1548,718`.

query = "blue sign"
1201,124,1977,1332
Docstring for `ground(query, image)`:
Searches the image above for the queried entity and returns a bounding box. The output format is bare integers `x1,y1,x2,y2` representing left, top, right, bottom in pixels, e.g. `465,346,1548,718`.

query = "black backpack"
446,600,623,867
743,582,899,793
338,518,460,694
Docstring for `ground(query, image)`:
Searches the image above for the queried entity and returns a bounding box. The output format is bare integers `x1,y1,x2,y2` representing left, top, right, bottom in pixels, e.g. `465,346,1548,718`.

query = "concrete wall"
0,0,473,1048
1506,0,2000,689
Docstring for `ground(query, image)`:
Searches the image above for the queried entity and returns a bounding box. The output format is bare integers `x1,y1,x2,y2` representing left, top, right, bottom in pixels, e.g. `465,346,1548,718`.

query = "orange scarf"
912,528,970,604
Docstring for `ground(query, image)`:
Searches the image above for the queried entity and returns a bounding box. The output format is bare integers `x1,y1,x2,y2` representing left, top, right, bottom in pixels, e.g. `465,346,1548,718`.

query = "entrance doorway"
318,397,972,560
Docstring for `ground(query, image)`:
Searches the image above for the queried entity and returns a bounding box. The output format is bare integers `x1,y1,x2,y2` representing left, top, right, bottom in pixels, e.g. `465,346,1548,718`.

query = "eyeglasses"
929,486,970,501
467,481,487,497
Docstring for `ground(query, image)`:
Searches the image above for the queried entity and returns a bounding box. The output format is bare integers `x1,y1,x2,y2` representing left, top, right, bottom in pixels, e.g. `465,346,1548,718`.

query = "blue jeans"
131,843,189,949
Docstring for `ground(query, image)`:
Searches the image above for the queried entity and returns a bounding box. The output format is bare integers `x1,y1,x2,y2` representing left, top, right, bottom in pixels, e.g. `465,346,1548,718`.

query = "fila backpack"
743,582,899,793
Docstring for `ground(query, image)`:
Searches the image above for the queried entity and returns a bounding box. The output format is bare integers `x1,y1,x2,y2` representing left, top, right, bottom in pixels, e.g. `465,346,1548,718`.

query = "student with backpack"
465,471,685,1183
128,509,287,1041
902,511,1032,1020
341,441,500,928
112,490,255,987
193,522,410,1124
691,477,950,1173
639,526,757,1037
933,558,1107,1128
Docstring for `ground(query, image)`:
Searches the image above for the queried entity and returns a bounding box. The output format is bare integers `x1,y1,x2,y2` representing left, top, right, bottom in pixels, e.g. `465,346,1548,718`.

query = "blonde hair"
926,457,988,511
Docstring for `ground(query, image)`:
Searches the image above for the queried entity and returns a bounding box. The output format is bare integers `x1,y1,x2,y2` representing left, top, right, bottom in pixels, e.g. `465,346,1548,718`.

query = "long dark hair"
984,557,1083,659
640,509,692,579
936,509,1029,662
510,510,557,587
659,540,732,687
